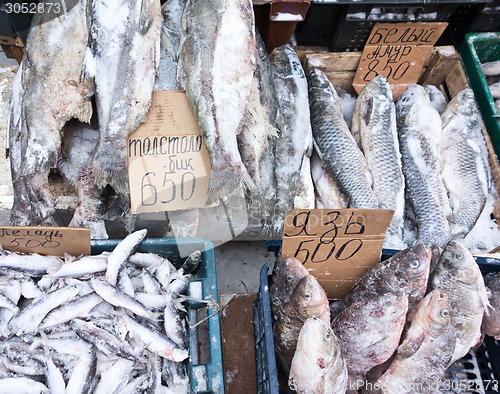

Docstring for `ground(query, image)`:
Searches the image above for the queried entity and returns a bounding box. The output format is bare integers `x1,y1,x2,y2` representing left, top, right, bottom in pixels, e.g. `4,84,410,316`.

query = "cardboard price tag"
0,226,90,256
353,22,448,100
127,91,211,214
282,209,393,299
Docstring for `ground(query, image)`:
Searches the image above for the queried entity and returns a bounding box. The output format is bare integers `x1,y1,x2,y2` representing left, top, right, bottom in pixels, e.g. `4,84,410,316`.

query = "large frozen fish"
58,120,108,239
10,0,93,225
289,317,348,394
86,0,162,195
430,240,490,364
270,256,309,314
483,272,500,339
308,68,378,210
271,45,314,236
440,88,491,237
332,293,408,390
330,243,431,320
376,290,455,393
396,84,451,247
273,274,330,374
178,0,259,199
351,75,404,238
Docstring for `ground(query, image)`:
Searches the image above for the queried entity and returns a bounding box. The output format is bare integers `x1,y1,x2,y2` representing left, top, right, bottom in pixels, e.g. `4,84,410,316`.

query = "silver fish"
58,120,108,239
86,0,162,195
119,314,188,362
430,240,490,364
396,84,451,247
10,0,93,225
289,317,348,394
71,318,140,360
105,229,147,286
308,68,378,209
271,45,314,236
8,283,81,336
44,353,66,394
352,75,405,238
0,377,49,393
93,357,135,394
440,88,491,237
65,345,97,394
481,60,500,76
91,277,156,320
47,254,108,279
0,252,62,275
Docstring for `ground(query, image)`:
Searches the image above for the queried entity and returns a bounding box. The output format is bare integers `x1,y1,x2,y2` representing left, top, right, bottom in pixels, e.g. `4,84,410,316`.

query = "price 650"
141,171,196,207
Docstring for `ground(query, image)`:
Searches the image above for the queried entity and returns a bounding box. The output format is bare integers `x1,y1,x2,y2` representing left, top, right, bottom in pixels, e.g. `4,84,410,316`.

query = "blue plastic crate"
255,241,500,394
92,237,224,394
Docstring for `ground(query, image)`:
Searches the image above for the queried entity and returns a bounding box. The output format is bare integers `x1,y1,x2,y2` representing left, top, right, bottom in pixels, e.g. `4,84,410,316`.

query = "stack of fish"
0,229,199,393
270,241,491,393
481,60,500,112
308,68,495,250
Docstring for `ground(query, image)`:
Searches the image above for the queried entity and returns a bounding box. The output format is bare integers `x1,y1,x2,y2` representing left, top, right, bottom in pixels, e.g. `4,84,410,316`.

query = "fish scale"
396,85,452,247
352,75,405,238
308,69,379,209
440,89,491,238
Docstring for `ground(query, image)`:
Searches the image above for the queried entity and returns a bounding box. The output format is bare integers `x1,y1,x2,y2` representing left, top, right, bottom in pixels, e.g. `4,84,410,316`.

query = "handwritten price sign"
282,209,393,299
0,226,90,256
353,22,447,100
128,91,211,214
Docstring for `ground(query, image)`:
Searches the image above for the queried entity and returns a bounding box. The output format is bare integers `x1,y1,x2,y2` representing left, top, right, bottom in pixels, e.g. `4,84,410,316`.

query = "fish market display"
270,44,314,236
9,0,93,226
396,85,452,247
376,290,455,393
0,230,198,392
482,272,500,339
289,317,348,394
351,75,405,239
178,0,259,200
308,68,378,210
430,240,490,365
86,0,161,196
273,274,330,374
332,293,408,389
330,243,431,319
440,89,491,237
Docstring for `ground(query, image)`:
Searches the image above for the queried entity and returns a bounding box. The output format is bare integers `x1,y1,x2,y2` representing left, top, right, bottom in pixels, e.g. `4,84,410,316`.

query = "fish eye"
441,309,450,318
324,333,331,341
455,252,463,260
409,260,419,269
303,293,311,299
287,275,294,281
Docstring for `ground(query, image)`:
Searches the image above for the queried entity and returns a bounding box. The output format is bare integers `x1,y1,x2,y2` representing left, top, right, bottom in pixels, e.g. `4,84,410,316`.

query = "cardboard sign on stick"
128,91,211,214
282,209,393,299
0,226,90,256
353,22,448,100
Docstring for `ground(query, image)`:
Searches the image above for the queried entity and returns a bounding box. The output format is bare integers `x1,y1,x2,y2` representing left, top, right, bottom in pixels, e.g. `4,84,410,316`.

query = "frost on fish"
376,290,455,394
440,89,491,238
424,84,447,114
11,0,93,225
58,120,108,239
308,68,378,210
351,75,405,239
268,45,313,237
87,0,161,196
178,0,259,200
311,151,348,209
293,154,315,210
396,84,452,247
430,240,490,365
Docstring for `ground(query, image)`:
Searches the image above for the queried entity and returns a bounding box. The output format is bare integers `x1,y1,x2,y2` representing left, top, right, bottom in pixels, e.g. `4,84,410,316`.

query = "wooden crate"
302,46,500,230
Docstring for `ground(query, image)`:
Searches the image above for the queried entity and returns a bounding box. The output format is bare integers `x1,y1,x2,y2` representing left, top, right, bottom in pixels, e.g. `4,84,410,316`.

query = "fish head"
307,69,330,90
271,257,308,307
438,241,480,286
297,317,341,367
361,74,392,100
411,289,452,338
394,242,432,285
292,275,329,320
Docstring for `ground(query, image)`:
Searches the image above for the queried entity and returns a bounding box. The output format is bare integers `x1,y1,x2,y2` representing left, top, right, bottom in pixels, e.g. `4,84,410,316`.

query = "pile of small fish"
308,68,496,250
270,241,492,393
0,229,200,393
481,59,500,112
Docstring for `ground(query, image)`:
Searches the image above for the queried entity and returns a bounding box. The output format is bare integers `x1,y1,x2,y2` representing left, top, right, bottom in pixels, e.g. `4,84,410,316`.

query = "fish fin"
161,26,178,62
102,196,137,233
